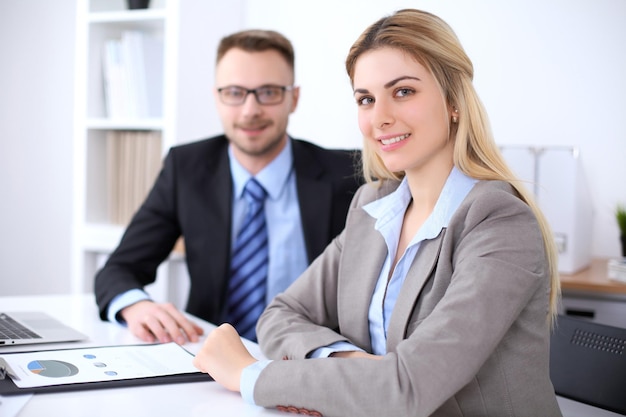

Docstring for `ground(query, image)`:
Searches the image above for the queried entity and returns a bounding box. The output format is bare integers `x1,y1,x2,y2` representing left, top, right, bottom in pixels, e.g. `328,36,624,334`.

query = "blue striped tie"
226,178,268,341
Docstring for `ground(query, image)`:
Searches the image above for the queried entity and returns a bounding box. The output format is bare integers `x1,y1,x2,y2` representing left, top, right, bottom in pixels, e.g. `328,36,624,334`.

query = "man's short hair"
216,29,295,71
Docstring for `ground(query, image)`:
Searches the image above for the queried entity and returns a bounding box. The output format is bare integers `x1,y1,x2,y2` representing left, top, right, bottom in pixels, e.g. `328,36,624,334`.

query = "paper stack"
608,258,626,283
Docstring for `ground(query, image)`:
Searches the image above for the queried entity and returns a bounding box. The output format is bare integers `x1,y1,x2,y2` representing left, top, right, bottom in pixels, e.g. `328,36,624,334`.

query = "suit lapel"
197,144,232,304
292,142,332,262
386,230,446,348
338,208,387,352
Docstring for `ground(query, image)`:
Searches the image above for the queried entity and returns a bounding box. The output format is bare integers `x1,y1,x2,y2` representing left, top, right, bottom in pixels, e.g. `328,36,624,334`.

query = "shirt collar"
229,138,294,200
364,166,478,241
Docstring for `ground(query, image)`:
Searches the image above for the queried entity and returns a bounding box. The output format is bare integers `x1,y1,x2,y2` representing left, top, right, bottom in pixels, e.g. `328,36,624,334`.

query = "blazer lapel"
386,230,446,348
338,208,387,352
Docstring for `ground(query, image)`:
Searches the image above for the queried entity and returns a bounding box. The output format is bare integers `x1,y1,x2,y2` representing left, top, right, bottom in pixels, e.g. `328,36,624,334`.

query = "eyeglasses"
216,85,294,106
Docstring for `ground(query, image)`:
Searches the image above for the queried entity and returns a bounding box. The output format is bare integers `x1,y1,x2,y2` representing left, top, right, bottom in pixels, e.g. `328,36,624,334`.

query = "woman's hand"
193,323,258,392
330,351,382,359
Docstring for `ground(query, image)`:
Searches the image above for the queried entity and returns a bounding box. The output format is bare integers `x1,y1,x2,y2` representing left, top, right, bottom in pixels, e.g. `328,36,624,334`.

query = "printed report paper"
0,343,198,388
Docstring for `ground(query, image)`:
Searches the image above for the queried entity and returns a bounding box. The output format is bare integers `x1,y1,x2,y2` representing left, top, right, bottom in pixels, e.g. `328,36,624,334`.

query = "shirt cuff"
241,360,272,405
308,341,365,358
107,289,151,324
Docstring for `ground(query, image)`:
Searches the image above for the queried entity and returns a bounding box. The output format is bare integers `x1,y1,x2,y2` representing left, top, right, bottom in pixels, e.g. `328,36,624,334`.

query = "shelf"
73,0,243,294
81,223,126,252
86,118,164,130
81,222,185,259
88,9,166,24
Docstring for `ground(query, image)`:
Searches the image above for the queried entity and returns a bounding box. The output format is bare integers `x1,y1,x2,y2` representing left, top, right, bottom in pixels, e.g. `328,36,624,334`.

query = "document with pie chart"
0,343,199,389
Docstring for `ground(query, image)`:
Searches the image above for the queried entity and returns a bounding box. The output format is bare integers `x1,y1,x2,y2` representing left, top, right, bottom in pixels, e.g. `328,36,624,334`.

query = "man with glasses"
94,29,361,344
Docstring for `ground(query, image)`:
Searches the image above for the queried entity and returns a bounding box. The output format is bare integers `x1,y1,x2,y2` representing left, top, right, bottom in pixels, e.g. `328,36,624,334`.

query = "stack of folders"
107,131,162,225
102,30,164,119
608,258,626,283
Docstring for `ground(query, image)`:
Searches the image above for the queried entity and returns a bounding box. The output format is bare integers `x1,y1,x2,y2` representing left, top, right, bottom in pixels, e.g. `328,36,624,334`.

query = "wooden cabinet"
560,259,626,328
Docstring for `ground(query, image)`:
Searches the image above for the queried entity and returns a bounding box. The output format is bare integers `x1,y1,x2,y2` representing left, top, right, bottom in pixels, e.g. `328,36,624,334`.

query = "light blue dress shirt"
363,167,477,355
107,138,309,323
240,167,477,404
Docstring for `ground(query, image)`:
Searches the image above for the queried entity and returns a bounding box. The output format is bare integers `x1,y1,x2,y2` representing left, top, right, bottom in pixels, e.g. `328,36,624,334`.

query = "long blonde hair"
345,9,560,322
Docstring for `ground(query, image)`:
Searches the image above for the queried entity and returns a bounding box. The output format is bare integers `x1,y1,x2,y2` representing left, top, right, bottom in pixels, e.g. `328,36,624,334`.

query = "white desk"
1,294,622,417
0,294,282,417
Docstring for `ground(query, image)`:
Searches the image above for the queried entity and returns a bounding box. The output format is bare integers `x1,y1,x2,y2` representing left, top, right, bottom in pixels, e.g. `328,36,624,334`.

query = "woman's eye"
395,88,415,98
357,96,374,106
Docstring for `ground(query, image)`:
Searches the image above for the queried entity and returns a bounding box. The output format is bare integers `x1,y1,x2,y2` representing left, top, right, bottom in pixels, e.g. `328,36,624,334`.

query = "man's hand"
120,300,204,344
193,323,257,392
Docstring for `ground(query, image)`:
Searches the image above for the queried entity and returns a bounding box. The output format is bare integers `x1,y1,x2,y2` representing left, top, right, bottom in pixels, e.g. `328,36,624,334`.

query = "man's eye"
228,89,245,97
259,88,279,98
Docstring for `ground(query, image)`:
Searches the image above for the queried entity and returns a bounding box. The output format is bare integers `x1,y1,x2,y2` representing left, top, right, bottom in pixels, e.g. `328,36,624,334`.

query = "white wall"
0,0,76,295
244,0,626,258
0,0,624,295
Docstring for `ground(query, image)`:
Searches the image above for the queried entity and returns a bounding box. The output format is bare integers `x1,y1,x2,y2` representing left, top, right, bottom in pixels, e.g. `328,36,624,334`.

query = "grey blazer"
255,179,562,417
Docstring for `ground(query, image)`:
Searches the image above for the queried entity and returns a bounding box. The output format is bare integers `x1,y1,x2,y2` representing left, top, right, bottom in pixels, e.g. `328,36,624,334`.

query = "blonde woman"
194,9,562,417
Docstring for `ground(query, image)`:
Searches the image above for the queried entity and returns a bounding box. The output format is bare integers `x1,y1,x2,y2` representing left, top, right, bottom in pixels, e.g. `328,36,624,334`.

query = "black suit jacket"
94,135,361,324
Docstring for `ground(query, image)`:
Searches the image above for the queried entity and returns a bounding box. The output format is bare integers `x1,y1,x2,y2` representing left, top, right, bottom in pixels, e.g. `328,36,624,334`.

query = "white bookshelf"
72,0,244,296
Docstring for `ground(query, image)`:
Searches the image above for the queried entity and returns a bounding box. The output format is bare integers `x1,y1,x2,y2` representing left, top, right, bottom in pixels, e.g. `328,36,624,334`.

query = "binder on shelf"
107,130,162,225
102,30,164,119
500,146,593,274
102,39,127,119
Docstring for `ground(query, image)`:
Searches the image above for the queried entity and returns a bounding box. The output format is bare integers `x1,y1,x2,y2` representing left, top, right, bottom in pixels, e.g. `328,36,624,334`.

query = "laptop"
0,311,88,346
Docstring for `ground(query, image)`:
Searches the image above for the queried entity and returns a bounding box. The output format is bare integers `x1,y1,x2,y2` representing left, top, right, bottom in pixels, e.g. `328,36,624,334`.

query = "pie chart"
27,360,79,378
